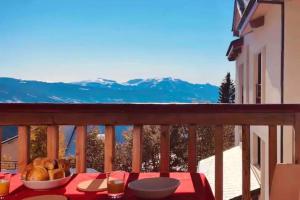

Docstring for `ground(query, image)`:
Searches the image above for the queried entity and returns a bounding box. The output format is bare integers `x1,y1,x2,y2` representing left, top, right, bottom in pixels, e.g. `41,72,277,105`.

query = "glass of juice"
0,174,10,199
107,171,125,199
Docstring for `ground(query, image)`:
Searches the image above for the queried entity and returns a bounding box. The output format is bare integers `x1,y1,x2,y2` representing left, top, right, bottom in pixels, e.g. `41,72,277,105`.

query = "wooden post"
160,125,170,172
242,125,251,200
104,125,115,172
18,126,30,172
295,114,300,164
132,125,143,173
215,125,223,200
47,126,59,159
188,125,197,172
0,127,2,171
76,126,87,173
269,125,277,192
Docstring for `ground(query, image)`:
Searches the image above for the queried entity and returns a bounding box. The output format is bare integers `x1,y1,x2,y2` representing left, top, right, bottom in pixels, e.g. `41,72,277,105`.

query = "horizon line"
0,76,220,86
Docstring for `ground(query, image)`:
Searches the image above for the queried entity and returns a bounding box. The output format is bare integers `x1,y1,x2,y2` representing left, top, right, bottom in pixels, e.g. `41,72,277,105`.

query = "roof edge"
236,0,284,36
226,37,244,61
237,0,257,34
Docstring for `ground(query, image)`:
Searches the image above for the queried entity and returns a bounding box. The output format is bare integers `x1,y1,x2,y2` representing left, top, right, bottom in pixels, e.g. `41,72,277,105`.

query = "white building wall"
233,1,300,199
285,0,300,102
235,5,282,200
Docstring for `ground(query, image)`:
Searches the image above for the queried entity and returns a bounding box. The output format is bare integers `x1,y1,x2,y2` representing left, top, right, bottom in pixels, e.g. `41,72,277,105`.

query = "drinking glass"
0,174,10,200
107,171,126,199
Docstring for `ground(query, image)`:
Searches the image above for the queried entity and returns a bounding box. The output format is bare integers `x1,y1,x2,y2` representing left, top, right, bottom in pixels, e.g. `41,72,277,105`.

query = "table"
8,173,215,200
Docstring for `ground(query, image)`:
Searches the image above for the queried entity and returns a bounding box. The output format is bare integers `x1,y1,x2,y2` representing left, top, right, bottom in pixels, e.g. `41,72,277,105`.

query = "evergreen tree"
30,126,47,160
86,126,104,172
113,125,233,172
30,126,66,160
216,73,236,154
218,72,235,103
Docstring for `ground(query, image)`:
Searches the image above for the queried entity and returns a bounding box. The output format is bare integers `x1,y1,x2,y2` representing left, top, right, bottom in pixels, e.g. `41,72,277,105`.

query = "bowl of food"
21,157,72,190
128,177,180,199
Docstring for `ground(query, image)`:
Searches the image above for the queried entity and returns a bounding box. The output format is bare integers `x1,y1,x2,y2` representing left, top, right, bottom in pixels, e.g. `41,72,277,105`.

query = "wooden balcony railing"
0,103,300,200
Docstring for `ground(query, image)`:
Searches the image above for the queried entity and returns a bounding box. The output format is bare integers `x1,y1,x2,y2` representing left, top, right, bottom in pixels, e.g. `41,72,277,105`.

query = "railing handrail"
0,103,300,113
0,103,297,126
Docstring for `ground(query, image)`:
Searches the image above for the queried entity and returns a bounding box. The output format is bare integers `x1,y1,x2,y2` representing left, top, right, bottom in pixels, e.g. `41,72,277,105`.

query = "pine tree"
218,72,235,103
86,126,104,172
30,126,66,160
217,73,236,153
30,126,47,160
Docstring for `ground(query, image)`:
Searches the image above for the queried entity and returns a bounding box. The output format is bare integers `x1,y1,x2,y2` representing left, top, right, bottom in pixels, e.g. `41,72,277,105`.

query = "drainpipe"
274,1,285,164
280,1,284,164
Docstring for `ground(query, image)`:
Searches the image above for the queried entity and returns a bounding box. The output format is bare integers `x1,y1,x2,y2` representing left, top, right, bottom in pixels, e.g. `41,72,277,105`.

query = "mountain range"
0,77,219,152
0,77,219,103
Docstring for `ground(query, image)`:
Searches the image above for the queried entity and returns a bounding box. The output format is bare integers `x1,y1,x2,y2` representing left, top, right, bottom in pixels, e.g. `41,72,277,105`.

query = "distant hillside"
0,77,219,148
0,77,219,103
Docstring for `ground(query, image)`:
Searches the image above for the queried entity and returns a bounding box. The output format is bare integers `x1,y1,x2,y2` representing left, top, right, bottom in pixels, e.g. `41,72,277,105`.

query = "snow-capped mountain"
74,78,118,87
0,77,219,103
0,77,220,146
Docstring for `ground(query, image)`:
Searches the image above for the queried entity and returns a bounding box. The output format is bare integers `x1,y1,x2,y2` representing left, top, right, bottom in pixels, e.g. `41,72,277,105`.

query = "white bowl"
22,174,73,190
128,177,180,199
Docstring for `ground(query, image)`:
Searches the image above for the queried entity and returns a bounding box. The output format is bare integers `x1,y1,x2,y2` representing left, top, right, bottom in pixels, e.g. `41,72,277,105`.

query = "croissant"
21,163,33,180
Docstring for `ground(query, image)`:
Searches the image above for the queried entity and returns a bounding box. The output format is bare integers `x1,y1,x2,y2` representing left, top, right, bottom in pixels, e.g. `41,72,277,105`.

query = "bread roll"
58,159,71,177
32,157,43,167
58,159,70,170
22,158,72,181
26,166,49,181
42,158,57,170
48,168,65,180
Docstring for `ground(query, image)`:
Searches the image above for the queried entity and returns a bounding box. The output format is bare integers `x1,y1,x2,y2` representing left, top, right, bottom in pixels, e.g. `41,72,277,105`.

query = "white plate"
128,177,180,199
22,174,73,190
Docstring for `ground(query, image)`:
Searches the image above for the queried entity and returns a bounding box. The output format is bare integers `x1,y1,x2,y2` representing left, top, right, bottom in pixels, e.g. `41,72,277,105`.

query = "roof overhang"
232,0,283,36
226,38,244,61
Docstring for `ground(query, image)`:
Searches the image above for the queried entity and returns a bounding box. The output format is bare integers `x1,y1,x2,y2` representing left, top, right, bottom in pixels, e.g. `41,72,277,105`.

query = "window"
239,64,244,104
257,136,261,167
256,53,262,104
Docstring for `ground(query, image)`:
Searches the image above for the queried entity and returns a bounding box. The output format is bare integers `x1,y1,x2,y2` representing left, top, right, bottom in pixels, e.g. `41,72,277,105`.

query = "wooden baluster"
18,126,30,173
0,127,2,171
188,125,197,173
242,125,251,200
132,125,143,173
269,125,277,193
160,125,170,172
105,125,115,172
295,113,300,164
76,126,87,173
215,125,223,200
47,126,59,159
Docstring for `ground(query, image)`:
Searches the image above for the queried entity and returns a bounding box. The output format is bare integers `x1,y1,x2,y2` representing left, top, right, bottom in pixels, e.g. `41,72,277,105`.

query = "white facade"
230,0,300,199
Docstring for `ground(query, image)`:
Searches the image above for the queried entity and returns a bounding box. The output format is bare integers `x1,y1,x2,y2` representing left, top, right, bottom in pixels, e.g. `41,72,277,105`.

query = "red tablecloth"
7,173,215,200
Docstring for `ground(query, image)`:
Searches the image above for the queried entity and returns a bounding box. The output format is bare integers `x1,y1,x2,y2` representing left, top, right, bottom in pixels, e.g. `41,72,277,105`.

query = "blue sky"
0,0,235,85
